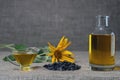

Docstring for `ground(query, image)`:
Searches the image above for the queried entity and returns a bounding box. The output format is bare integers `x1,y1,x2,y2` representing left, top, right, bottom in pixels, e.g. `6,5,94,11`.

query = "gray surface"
0,0,120,51
0,51,120,80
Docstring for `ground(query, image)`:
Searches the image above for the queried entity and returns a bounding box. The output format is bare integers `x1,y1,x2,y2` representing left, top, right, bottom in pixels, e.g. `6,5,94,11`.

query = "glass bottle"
89,15,115,71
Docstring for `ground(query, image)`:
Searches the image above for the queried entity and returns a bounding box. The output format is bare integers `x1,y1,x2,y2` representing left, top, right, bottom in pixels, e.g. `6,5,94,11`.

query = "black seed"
43,61,81,71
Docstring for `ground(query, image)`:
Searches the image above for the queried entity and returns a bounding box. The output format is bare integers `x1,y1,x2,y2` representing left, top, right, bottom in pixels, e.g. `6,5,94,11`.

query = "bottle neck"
97,15,109,28
93,15,109,34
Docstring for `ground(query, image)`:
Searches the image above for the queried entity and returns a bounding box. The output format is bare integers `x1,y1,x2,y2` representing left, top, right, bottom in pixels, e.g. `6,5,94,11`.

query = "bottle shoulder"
90,32,115,36
92,26,115,35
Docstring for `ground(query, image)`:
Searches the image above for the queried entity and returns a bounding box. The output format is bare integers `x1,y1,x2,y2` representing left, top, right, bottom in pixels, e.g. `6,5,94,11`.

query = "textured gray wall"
0,0,120,51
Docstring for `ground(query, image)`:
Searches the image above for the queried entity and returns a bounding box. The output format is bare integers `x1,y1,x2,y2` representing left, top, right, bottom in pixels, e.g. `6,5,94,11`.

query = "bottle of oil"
89,15,115,71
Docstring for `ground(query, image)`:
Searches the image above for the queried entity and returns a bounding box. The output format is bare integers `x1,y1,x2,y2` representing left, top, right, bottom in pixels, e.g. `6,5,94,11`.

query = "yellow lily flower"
48,36,75,63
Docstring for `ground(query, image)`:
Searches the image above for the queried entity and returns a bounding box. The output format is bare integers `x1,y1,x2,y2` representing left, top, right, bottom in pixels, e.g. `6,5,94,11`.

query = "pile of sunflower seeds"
43,61,81,71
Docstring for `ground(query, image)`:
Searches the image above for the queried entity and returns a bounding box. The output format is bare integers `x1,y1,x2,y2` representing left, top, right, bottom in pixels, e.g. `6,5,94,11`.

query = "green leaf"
38,49,44,54
38,46,49,54
34,57,43,63
0,44,27,51
14,44,27,51
8,55,15,61
3,55,15,61
0,44,15,50
3,57,8,61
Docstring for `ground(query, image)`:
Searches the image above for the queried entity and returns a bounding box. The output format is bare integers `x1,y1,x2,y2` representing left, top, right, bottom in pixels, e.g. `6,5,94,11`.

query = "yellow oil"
14,53,37,67
89,34,115,66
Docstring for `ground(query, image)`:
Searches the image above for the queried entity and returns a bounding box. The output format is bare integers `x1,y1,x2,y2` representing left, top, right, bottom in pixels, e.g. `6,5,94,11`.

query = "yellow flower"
48,36,75,63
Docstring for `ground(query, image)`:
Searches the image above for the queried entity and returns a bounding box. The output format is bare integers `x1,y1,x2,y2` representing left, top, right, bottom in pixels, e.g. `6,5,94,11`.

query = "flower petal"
60,41,71,50
48,42,56,52
52,55,56,63
47,52,54,56
63,38,68,46
57,36,65,49
57,37,71,50
60,50,75,63
60,55,75,63
61,50,74,56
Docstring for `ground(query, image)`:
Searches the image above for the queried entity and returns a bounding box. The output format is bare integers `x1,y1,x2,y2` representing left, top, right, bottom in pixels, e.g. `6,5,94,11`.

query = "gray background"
0,0,120,51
